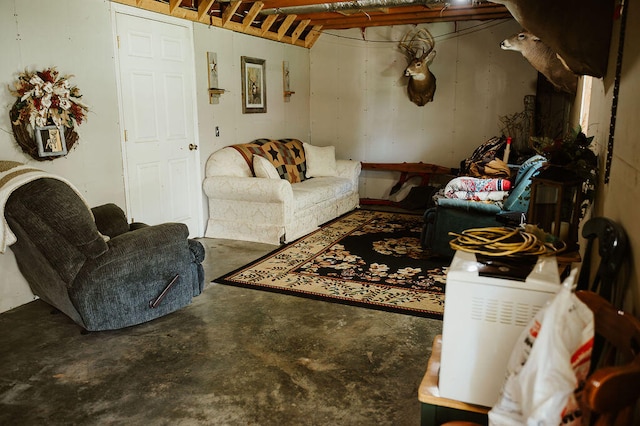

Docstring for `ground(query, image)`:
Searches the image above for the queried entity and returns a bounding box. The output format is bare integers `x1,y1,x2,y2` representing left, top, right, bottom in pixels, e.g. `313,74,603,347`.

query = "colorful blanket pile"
444,177,511,201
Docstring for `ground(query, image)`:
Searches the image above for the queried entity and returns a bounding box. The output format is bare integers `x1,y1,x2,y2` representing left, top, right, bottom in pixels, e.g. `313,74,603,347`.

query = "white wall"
310,20,537,199
0,0,311,313
192,24,311,172
0,0,124,313
584,4,640,314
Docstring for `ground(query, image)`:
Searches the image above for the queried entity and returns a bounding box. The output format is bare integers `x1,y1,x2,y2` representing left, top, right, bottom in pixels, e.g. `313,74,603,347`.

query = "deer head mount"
399,28,437,106
500,30,578,95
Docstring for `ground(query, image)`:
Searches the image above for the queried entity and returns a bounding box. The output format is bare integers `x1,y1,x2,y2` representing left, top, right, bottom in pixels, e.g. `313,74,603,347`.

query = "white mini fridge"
439,250,561,407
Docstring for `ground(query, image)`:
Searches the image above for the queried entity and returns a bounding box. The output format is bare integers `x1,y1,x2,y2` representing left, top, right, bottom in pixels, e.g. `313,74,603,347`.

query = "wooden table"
419,335,489,426
360,162,455,207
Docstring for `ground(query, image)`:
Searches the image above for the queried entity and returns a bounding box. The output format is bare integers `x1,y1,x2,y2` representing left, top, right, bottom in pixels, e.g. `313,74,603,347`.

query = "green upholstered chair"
421,155,547,258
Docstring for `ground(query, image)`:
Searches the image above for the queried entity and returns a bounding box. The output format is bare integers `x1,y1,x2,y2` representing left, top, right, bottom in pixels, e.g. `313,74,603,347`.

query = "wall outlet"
215,126,220,137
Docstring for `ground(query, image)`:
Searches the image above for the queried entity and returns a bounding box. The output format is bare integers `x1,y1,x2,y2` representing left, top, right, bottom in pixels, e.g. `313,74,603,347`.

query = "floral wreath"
8,67,89,160
10,67,88,129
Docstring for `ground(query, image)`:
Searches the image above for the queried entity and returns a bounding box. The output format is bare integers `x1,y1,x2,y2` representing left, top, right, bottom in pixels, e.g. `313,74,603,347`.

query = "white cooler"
439,250,561,407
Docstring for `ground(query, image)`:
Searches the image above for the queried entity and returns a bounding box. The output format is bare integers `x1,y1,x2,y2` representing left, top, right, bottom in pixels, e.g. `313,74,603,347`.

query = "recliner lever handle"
149,274,180,309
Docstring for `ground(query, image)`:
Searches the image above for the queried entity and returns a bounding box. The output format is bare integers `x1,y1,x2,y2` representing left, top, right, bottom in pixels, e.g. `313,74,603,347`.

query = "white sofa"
203,139,361,245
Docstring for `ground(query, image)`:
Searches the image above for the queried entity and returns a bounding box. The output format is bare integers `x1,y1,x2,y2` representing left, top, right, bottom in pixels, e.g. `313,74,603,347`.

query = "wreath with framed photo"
9,67,89,160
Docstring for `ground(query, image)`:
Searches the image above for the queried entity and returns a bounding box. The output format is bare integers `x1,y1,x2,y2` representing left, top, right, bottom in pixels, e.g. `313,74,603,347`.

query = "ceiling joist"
243,1,265,29
261,14,278,34
198,0,216,19
111,0,511,48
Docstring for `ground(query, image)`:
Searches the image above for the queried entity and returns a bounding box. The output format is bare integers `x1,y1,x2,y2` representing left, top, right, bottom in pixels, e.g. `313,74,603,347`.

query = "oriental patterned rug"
214,209,447,319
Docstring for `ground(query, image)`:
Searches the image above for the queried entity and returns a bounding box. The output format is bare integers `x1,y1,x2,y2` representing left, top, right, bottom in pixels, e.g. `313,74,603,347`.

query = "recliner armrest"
74,222,192,287
91,203,130,238
102,222,189,258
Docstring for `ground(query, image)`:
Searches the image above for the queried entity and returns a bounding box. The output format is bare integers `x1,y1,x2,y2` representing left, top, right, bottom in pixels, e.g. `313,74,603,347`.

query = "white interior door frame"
111,3,203,236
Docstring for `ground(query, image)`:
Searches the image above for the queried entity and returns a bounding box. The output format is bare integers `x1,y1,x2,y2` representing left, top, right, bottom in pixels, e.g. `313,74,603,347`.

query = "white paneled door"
114,11,201,236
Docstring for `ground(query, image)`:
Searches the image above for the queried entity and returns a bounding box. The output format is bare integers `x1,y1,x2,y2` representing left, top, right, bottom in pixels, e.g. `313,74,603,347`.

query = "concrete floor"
0,237,443,425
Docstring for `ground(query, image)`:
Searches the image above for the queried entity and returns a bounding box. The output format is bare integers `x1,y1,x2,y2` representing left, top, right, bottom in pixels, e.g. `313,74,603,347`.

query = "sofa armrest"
335,159,361,183
203,176,293,203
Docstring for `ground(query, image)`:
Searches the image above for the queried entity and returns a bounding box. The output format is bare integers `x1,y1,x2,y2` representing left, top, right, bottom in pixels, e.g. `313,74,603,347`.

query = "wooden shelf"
208,88,226,104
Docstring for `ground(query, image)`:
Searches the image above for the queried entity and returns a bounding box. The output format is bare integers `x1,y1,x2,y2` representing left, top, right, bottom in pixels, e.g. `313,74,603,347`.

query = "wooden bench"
418,335,489,426
360,162,455,207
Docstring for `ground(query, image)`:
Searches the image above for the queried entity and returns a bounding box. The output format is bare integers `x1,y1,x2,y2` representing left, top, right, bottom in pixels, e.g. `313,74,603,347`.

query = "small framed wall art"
241,56,266,113
35,125,67,158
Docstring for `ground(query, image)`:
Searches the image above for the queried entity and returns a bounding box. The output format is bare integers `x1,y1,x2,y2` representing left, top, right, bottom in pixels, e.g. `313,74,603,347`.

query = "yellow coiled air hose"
448,226,565,257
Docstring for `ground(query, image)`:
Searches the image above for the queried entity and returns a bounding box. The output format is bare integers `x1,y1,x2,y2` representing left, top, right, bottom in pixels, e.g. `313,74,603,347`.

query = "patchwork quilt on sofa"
231,138,308,183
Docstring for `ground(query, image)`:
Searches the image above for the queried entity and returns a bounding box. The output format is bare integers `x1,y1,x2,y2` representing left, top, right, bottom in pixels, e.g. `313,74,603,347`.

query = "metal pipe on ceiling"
257,0,446,16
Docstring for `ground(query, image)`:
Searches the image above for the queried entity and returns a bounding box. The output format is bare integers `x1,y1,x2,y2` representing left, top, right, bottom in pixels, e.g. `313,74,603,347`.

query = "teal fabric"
503,155,546,212
436,198,502,214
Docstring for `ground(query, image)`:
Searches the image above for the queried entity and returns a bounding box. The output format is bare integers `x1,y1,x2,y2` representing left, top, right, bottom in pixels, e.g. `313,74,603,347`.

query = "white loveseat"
203,138,361,245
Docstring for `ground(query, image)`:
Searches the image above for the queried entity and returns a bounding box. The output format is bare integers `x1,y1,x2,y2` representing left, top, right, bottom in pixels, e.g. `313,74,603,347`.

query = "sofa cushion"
231,139,307,183
253,155,280,179
292,177,353,211
303,143,337,178
312,176,355,198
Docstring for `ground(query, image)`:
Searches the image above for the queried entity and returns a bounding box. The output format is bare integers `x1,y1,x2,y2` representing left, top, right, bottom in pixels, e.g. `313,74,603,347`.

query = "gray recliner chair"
5,178,204,331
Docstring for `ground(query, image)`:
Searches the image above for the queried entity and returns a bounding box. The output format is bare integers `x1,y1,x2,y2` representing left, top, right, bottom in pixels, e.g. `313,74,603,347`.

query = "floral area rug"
215,210,448,319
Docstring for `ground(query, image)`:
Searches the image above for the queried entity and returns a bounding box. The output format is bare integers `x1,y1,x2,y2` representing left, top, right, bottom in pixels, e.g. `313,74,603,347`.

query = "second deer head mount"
500,30,578,95
398,28,437,106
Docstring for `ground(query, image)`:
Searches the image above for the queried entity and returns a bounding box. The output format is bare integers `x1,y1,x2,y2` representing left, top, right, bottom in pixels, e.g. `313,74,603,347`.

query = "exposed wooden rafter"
197,0,215,19
110,0,511,49
222,0,242,27
277,14,298,41
261,14,278,34
291,19,310,44
169,0,181,14
242,1,264,29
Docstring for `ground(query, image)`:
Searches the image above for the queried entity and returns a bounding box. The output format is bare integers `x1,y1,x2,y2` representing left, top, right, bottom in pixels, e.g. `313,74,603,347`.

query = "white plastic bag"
489,268,594,426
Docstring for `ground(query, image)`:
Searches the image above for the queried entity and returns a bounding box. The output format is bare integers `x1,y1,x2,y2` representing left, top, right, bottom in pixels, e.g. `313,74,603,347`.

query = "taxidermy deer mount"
398,28,437,106
489,0,612,77
500,30,578,95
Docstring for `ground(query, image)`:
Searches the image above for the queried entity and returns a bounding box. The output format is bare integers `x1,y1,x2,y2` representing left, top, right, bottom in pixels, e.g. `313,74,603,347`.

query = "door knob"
189,143,198,151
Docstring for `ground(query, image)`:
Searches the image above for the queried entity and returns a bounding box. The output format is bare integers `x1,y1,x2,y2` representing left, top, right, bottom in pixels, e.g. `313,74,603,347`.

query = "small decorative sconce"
527,166,584,251
283,61,294,102
207,52,225,104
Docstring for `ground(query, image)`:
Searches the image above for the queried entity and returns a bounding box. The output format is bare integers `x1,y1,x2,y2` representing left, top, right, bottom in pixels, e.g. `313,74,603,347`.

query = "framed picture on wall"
241,56,267,114
35,125,67,158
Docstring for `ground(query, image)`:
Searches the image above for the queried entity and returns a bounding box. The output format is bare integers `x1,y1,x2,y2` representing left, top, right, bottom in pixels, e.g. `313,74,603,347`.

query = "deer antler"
398,28,435,61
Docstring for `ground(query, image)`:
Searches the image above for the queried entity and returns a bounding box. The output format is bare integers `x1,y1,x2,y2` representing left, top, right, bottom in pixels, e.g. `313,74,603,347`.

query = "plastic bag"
489,268,594,426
